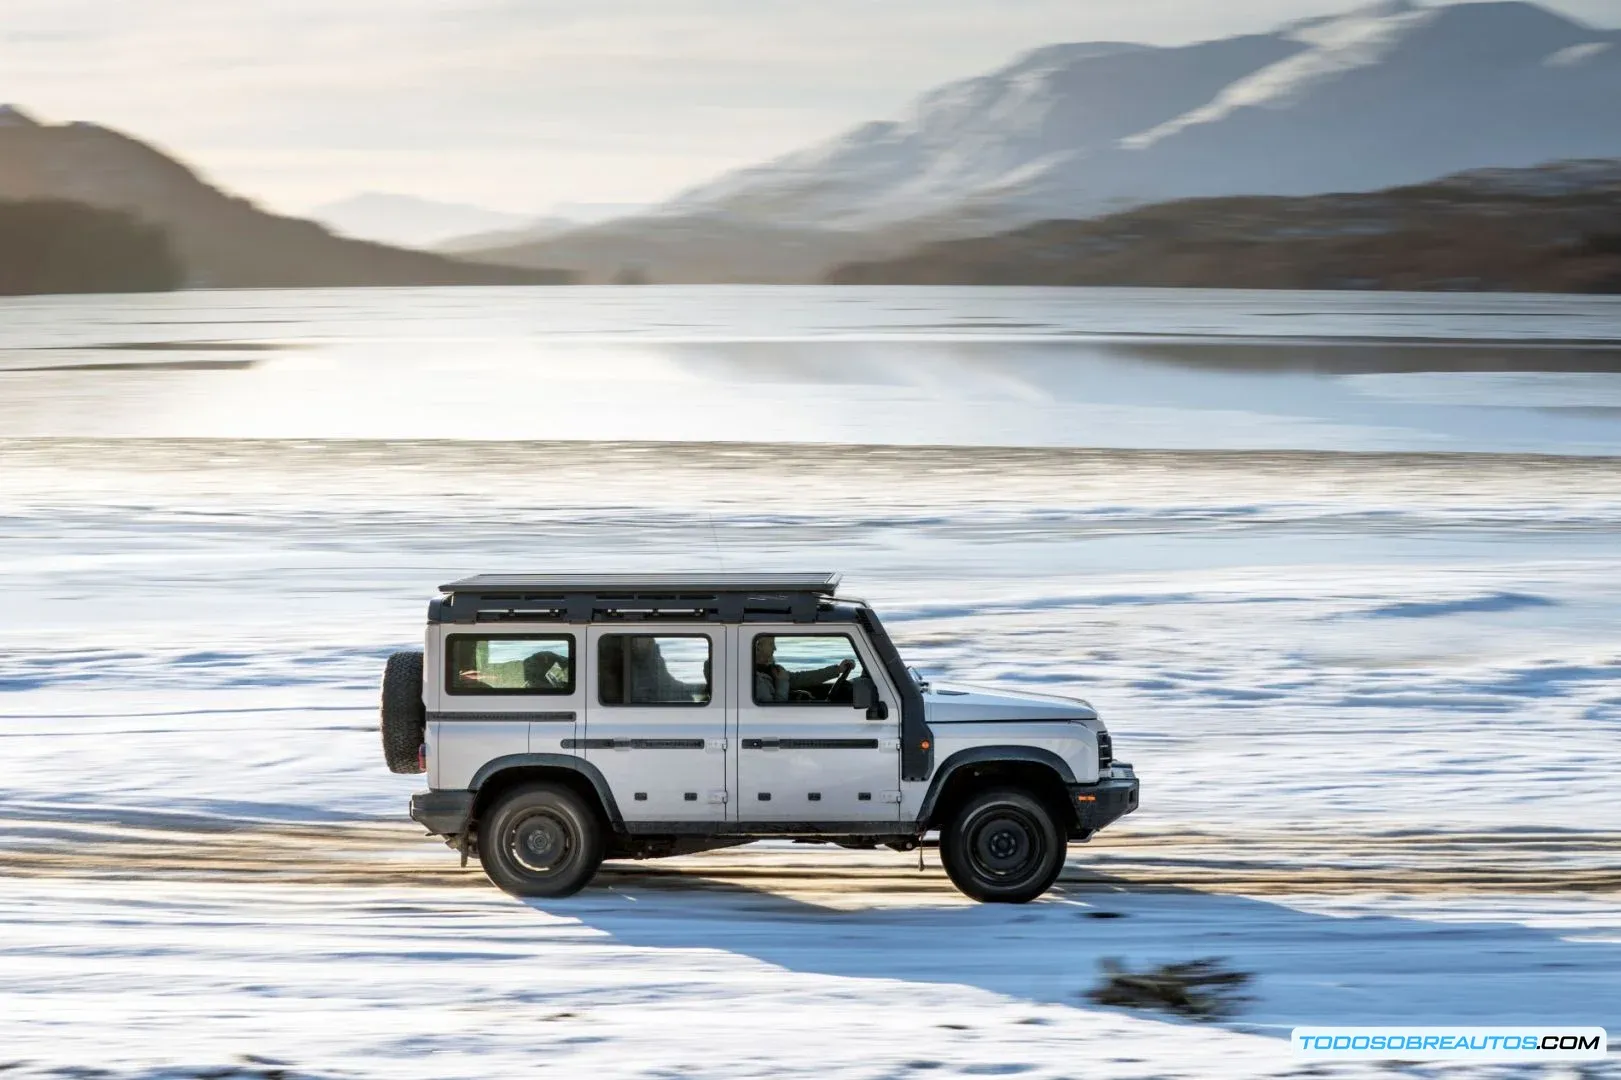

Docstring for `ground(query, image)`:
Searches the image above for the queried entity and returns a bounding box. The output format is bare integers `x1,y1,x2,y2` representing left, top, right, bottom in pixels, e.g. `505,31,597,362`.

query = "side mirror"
852,678,889,720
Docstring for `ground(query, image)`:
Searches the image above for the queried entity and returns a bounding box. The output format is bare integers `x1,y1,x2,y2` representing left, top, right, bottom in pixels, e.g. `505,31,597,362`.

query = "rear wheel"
940,788,1064,903
478,783,604,898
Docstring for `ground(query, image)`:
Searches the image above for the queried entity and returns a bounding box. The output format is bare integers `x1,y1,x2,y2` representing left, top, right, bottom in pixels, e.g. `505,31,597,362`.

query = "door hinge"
708,790,729,804
880,738,901,751
705,738,727,752
880,791,903,804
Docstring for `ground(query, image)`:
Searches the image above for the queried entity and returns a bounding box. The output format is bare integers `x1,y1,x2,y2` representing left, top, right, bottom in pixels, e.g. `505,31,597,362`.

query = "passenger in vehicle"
753,636,855,702
626,637,709,703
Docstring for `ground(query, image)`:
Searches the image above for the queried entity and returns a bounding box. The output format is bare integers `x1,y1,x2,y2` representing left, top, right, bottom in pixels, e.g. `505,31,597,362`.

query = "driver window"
752,634,865,706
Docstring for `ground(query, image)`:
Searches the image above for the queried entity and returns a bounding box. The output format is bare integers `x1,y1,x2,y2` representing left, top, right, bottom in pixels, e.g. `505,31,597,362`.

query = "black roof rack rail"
439,572,840,597
431,573,845,626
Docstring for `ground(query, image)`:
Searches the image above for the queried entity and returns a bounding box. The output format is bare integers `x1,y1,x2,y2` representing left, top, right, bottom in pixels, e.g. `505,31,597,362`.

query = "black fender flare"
915,744,1077,827
469,753,624,829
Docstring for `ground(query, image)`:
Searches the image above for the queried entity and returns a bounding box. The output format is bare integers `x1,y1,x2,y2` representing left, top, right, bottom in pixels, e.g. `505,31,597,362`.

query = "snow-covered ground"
2,436,1619,1079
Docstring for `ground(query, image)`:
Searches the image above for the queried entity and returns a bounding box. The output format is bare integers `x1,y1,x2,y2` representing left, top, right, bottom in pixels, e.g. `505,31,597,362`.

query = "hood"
922,681,1097,724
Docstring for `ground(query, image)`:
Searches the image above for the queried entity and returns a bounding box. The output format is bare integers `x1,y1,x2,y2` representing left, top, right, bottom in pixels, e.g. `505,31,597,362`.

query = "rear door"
582,627,729,822
733,628,901,823
431,629,581,789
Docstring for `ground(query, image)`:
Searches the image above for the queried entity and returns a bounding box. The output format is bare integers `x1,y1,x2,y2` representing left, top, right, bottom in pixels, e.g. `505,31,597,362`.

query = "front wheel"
940,788,1064,903
478,783,604,898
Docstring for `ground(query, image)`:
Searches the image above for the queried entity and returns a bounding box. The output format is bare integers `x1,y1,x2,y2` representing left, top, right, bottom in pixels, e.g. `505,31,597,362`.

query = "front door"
582,626,728,823
734,628,901,823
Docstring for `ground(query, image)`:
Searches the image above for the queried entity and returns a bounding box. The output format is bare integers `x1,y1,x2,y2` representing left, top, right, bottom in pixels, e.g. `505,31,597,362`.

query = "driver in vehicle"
753,636,855,702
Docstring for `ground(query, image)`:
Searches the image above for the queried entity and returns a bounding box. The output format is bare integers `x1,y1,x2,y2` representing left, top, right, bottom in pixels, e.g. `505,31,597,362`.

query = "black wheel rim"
505,808,576,877
965,807,1044,885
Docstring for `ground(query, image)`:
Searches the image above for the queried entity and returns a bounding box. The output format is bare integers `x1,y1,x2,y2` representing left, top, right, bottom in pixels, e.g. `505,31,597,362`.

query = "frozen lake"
1,286,1619,1078
1,285,1620,452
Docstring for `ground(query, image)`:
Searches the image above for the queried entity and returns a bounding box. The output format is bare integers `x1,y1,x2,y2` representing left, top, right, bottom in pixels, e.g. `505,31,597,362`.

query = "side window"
598,634,712,706
446,635,574,695
751,634,864,705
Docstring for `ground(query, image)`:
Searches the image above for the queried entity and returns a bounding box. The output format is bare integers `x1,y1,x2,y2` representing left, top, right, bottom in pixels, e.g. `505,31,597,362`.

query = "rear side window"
446,635,575,695
598,634,712,706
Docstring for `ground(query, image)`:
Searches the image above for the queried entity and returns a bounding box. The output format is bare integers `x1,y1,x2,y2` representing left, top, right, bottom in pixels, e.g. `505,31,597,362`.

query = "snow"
2,288,1620,1077
1545,41,1613,67
1121,5,1436,150
5,435,1621,1078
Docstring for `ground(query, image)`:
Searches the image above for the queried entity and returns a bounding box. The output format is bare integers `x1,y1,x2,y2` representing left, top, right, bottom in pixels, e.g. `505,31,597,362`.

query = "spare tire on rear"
380,650,427,774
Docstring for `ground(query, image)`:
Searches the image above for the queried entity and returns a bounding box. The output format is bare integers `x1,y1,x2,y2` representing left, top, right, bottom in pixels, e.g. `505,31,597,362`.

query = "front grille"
1096,729,1113,769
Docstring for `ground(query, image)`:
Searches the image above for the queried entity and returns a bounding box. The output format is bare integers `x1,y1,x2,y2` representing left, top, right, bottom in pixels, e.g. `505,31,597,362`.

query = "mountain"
0,109,571,288
434,217,578,255
826,159,1621,292
665,1,1621,232
433,203,655,255
308,193,539,249
0,198,182,295
454,214,924,284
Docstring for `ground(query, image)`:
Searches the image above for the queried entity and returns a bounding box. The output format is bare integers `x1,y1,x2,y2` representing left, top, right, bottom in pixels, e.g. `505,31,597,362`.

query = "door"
582,626,728,823
432,629,581,789
734,628,901,823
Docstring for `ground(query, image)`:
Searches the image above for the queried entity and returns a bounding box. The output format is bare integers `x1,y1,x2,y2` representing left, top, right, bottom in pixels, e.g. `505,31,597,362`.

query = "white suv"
381,573,1138,903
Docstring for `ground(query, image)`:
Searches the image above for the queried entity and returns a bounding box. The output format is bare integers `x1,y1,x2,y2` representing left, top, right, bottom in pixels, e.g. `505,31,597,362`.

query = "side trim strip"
623,820,912,837
740,738,880,750
561,738,707,750
429,711,576,723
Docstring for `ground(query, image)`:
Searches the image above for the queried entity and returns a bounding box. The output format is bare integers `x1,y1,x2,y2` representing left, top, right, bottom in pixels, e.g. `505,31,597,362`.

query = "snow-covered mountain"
665,1,1621,231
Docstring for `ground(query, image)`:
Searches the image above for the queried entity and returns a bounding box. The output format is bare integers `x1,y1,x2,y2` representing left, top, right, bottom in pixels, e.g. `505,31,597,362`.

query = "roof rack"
431,572,845,626
439,572,840,597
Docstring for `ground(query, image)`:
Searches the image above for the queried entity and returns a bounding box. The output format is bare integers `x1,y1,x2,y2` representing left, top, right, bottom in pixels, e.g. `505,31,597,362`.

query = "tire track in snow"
3,814,1617,898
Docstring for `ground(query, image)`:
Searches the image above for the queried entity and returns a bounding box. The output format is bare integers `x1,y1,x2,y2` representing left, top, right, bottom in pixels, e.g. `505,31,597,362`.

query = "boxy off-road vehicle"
380,573,1138,903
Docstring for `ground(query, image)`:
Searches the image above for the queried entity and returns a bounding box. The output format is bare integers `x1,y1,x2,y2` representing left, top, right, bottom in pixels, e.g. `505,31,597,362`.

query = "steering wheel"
825,664,851,702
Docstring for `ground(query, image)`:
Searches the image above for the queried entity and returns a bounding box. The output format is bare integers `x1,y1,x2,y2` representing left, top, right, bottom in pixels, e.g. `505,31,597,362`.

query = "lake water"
2,285,1620,451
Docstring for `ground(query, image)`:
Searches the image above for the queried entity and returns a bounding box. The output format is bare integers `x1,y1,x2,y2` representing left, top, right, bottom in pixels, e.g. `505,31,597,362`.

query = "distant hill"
0,198,182,295
665,1,1621,233
826,160,1621,292
455,213,922,285
0,108,571,289
307,192,540,249
434,217,578,255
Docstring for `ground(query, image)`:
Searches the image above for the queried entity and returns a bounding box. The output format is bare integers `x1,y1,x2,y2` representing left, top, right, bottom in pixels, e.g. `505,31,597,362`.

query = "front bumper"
410,789,475,837
1067,769,1139,837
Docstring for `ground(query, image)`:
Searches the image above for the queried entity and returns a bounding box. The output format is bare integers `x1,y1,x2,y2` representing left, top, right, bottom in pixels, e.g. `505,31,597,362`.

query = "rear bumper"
1067,772,1139,837
410,789,474,837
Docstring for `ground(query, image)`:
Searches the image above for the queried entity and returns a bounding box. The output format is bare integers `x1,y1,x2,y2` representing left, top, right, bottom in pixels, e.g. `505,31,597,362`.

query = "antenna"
707,511,728,571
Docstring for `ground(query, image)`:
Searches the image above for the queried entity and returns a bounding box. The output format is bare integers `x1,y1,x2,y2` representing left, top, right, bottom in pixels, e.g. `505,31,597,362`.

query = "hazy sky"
2,0,1615,215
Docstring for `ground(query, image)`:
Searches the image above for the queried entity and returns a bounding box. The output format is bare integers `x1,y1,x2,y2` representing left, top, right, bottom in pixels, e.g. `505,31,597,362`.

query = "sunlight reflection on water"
1,286,1619,452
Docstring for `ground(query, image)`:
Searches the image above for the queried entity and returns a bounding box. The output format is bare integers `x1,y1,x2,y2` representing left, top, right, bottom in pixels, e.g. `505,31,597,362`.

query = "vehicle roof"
439,572,842,596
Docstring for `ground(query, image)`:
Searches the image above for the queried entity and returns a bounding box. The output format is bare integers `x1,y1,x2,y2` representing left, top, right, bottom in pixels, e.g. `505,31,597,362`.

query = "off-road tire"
478,783,604,898
379,650,426,774
940,787,1064,903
